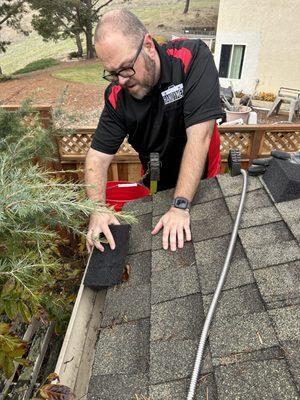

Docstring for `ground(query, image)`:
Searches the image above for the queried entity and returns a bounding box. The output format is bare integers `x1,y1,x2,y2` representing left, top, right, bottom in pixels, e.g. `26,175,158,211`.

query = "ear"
144,34,156,58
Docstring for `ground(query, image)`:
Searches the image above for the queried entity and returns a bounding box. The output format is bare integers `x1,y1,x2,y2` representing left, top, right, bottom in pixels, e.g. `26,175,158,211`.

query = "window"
219,44,245,79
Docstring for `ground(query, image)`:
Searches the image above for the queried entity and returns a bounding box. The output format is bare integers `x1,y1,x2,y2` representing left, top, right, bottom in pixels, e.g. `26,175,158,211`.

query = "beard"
126,52,156,100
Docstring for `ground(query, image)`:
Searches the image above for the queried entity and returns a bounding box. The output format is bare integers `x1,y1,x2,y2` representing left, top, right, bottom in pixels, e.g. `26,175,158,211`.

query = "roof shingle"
88,175,300,399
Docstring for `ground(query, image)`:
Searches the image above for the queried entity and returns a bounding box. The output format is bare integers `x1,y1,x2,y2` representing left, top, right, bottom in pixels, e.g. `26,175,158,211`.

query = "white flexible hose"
187,169,248,399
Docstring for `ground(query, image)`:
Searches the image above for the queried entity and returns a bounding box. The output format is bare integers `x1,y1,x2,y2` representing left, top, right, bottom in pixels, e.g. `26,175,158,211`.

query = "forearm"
85,148,120,252
84,148,112,203
174,120,215,202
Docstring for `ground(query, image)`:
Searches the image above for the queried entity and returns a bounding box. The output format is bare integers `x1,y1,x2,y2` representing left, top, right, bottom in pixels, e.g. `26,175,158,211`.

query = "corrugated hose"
187,168,248,399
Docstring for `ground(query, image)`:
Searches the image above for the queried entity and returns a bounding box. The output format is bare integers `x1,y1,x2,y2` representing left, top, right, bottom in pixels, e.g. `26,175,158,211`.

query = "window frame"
219,43,246,79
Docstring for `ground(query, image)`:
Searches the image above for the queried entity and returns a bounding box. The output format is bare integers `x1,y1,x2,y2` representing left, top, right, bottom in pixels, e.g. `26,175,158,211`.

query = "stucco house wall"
214,0,300,94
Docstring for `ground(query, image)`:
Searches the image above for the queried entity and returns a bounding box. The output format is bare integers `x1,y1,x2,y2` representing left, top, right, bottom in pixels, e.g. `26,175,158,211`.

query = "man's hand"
86,212,120,253
151,207,191,251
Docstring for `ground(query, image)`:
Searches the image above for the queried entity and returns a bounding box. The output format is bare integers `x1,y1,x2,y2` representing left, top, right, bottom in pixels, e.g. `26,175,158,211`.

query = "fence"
0,104,53,128
2,105,300,181
58,124,300,180
219,124,300,169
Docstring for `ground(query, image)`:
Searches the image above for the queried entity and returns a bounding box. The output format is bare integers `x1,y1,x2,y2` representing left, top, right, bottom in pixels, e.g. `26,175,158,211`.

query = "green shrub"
68,51,80,59
0,74,12,82
12,58,59,75
0,101,136,379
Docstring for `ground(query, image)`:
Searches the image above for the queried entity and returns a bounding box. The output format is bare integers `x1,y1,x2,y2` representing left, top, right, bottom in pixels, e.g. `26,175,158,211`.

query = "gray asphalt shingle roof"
88,174,300,400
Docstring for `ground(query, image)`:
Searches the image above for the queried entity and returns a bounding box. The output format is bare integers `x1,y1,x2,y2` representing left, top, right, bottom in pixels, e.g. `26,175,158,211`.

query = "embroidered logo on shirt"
161,84,184,105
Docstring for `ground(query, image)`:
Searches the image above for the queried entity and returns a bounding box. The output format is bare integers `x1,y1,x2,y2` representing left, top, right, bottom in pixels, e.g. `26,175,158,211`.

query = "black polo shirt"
91,38,223,190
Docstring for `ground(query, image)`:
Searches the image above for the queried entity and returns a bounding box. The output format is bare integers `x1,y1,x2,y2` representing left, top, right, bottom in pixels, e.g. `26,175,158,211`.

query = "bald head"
94,9,160,100
94,9,148,48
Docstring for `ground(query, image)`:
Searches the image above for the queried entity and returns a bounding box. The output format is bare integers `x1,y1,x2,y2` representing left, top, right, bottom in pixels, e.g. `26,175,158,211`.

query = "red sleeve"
91,85,126,155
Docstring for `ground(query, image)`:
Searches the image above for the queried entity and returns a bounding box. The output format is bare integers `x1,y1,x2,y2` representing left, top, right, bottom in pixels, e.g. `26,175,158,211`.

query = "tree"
0,102,135,378
29,0,113,59
0,0,28,54
183,0,190,14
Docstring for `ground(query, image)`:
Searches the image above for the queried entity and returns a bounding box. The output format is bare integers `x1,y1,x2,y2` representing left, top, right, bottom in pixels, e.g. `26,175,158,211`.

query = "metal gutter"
55,256,107,399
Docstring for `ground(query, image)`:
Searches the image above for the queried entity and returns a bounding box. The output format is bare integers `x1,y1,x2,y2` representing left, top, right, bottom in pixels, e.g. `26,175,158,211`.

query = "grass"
110,0,219,32
13,58,59,75
0,31,77,75
52,62,107,85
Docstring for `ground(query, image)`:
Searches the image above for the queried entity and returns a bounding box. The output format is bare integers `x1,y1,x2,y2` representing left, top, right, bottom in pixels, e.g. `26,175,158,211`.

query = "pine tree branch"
92,0,113,17
0,1,26,26
1,271,37,299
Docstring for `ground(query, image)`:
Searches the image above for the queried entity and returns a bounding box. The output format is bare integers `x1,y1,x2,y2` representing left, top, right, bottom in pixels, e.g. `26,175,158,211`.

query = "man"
85,9,223,253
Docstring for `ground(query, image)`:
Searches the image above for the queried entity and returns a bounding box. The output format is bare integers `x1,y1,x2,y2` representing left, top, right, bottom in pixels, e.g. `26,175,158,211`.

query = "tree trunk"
75,33,83,57
183,0,190,14
84,0,94,59
85,28,94,59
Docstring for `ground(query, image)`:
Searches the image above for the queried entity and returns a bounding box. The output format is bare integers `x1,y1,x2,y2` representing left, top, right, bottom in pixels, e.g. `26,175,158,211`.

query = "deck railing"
58,124,300,180
2,105,299,181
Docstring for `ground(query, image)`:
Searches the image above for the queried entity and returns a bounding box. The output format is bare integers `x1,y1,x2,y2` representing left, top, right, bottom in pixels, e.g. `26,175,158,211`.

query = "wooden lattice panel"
220,131,251,156
261,130,300,154
59,133,93,156
58,134,138,158
117,139,138,156
58,126,300,163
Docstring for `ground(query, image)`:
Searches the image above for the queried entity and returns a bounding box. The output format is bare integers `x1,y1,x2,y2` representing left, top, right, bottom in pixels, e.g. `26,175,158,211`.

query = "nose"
118,75,130,86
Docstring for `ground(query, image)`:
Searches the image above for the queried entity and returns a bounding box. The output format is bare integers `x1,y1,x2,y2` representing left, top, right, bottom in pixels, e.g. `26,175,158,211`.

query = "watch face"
175,197,188,209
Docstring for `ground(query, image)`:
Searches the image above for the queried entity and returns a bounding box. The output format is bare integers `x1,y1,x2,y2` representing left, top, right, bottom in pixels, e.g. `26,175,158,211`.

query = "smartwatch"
172,197,191,211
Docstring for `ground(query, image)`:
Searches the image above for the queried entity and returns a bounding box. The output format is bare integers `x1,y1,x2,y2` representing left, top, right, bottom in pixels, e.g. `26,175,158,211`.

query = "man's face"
96,33,156,100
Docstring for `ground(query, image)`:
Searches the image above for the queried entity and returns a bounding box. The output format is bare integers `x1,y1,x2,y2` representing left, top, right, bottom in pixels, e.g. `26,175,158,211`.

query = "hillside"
108,0,219,35
0,0,219,74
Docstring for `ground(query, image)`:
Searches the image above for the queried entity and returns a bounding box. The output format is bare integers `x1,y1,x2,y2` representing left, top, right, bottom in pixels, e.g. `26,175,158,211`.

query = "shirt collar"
154,39,172,87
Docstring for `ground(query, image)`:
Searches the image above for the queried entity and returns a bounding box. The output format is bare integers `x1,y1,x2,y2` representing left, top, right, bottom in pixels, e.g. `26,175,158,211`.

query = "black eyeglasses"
102,36,145,83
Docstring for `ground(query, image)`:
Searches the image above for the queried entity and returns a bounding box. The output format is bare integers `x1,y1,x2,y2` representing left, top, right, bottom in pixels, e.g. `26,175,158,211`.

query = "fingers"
162,226,184,251
184,224,192,242
169,228,177,251
86,228,104,253
111,215,121,226
86,210,123,252
167,227,185,251
162,226,170,250
152,219,163,235
102,225,116,250
93,236,105,252
86,230,95,253
86,239,92,254
163,221,190,251
177,229,184,249
102,215,121,250
152,210,191,251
